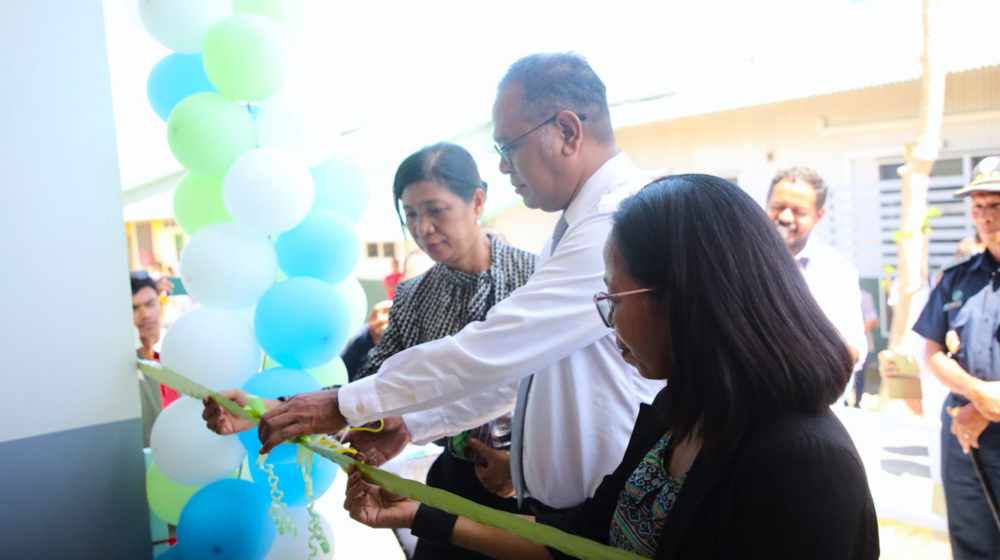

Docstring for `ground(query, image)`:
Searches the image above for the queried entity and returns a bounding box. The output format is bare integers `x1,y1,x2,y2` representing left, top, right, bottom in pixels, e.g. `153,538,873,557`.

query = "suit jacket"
538,389,879,559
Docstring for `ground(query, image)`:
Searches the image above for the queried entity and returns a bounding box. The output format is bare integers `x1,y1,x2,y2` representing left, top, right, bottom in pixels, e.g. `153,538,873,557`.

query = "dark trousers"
941,395,1000,559
413,451,521,560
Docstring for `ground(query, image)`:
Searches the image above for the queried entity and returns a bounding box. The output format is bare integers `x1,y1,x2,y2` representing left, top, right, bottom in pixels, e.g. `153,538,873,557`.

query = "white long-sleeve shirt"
338,153,664,508
796,235,868,372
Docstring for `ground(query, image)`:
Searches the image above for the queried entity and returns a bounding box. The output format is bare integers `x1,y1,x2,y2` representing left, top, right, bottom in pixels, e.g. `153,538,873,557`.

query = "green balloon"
202,14,290,101
167,92,257,176
146,462,237,525
232,0,303,38
173,174,234,235
310,357,348,387
263,354,281,369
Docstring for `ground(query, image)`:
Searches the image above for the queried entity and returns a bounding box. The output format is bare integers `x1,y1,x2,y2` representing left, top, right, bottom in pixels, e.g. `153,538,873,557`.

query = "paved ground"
318,410,955,559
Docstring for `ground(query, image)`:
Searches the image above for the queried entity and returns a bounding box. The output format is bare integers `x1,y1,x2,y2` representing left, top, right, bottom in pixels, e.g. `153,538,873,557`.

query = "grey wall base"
0,419,151,559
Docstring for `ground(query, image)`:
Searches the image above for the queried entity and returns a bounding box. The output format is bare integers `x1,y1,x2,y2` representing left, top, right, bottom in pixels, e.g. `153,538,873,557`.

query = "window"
366,243,379,258
382,242,396,259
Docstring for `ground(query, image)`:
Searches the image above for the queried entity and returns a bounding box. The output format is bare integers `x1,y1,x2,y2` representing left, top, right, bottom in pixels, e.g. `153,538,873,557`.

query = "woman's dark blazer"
538,389,879,559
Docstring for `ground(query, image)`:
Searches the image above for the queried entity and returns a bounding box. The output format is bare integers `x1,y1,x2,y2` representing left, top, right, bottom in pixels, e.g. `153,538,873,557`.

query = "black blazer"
538,390,879,559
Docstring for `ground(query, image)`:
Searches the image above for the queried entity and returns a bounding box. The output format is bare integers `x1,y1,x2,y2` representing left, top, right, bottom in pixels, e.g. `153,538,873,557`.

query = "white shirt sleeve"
402,381,519,445
337,210,613,426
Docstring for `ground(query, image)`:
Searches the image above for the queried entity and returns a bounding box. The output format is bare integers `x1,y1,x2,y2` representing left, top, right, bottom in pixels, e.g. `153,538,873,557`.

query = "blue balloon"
177,479,276,560
255,278,351,369
275,210,360,284
310,153,370,223
238,368,323,463
250,455,337,508
147,53,218,122
157,545,185,560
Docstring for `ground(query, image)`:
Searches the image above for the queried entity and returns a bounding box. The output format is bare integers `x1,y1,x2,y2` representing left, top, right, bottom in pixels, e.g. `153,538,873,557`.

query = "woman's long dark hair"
611,174,853,459
392,142,487,232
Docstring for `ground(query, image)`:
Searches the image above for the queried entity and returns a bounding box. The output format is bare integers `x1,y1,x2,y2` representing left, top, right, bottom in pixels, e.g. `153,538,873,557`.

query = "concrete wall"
0,0,150,557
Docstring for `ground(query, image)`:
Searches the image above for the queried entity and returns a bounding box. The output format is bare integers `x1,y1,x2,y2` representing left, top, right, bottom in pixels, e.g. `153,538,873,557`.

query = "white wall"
0,0,139,443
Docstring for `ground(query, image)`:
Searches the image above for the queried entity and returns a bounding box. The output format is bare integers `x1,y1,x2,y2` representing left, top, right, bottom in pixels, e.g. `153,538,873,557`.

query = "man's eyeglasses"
494,113,587,166
593,288,655,328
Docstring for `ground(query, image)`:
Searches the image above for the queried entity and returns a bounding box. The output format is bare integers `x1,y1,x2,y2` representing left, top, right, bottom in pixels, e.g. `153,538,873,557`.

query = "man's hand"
469,438,515,498
202,389,265,435
156,276,175,296
258,389,348,454
343,416,410,467
949,405,991,454
368,301,392,345
344,464,419,529
877,350,900,378
968,380,1000,422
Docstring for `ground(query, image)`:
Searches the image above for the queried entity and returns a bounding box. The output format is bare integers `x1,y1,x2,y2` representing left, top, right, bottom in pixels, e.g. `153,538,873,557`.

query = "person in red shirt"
382,259,404,300
132,274,179,445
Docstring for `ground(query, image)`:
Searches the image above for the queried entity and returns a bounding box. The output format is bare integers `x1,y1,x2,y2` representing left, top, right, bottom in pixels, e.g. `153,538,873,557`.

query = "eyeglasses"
593,288,655,328
494,113,587,166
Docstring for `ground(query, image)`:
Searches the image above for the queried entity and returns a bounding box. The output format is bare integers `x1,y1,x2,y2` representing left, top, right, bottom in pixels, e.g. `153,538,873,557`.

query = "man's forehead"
491,84,528,140
771,180,817,202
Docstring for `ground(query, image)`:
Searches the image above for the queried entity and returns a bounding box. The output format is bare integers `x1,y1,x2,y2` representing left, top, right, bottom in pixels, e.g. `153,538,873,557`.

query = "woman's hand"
343,416,411,467
202,389,265,435
258,389,348,454
469,438,516,498
344,464,419,529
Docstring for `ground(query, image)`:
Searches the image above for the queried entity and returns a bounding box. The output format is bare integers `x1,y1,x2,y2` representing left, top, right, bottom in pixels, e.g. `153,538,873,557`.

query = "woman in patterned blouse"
343,175,879,559
353,142,537,560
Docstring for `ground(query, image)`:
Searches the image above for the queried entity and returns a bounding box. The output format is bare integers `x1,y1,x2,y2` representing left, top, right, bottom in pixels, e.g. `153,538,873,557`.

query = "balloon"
334,277,368,336
275,210,359,284
309,357,348,387
157,545,186,560
151,398,247,486
256,87,341,168
138,0,231,53
173,174,234,235
255,278,351,369
310,153,370,223
250,455,336,508
233,0,305,39
202,14,290,101
237,368,322,463
263,355,281,370
161,307,261,390
224,148,314,235
179,223,278,310
264,507,334,559
167,93,258,177
178,479,276,560
147,462,237,525
147,54,218,122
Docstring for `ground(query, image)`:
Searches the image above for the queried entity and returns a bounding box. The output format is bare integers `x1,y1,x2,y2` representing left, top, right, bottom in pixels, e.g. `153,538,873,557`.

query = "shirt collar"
563,152,636,226
794,234,818,265
972,249,1000,274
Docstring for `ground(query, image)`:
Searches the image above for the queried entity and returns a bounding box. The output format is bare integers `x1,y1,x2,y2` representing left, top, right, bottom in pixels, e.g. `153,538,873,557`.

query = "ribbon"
138,360,645,560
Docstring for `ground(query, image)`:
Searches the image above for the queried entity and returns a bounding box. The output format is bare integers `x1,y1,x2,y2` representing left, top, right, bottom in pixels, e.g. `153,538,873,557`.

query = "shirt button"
356,404,365,414
408,394,416,402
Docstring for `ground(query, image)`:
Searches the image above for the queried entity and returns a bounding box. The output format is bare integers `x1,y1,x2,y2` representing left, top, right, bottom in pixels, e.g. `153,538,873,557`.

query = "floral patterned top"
608,432,685,558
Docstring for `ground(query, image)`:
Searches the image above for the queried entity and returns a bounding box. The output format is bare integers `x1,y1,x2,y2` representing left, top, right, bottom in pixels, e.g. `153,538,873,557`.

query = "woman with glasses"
343,174,879,559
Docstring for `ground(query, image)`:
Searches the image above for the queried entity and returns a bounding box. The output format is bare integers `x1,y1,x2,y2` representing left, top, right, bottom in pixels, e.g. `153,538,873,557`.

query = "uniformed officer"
913,155,1000,559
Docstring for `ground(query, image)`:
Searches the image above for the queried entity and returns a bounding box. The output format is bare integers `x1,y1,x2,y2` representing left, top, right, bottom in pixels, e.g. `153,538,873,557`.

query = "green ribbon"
138,360,645,560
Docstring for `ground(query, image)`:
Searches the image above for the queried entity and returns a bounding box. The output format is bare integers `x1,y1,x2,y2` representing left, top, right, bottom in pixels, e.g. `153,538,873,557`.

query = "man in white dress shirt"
207,53,663,512
765,167,868,374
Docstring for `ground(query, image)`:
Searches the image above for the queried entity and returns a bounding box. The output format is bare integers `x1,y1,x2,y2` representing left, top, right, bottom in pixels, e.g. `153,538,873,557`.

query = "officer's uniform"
913,156,1000,559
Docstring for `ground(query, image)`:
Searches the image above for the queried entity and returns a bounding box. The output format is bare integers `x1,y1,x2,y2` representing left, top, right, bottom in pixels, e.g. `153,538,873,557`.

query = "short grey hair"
498,52,614,144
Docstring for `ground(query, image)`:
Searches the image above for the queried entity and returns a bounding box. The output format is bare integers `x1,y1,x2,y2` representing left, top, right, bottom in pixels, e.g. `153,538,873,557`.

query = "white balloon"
161,307,261,390
256,87,342,168
138,0,232,53
150,397,247,486
333,277,368,336
180,223,278,310
224,148,314,235
265,507,334,559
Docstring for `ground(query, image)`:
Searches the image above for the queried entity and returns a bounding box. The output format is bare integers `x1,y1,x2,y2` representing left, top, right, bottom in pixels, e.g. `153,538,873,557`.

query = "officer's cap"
954,156,1000,198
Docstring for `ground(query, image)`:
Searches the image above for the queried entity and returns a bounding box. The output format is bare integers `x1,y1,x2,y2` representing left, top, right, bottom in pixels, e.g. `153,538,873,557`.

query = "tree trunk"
888,0,946,353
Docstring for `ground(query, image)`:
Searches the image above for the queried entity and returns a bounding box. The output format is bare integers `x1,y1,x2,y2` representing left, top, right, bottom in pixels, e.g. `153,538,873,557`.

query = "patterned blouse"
356,235,537,458
608,432,686,558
